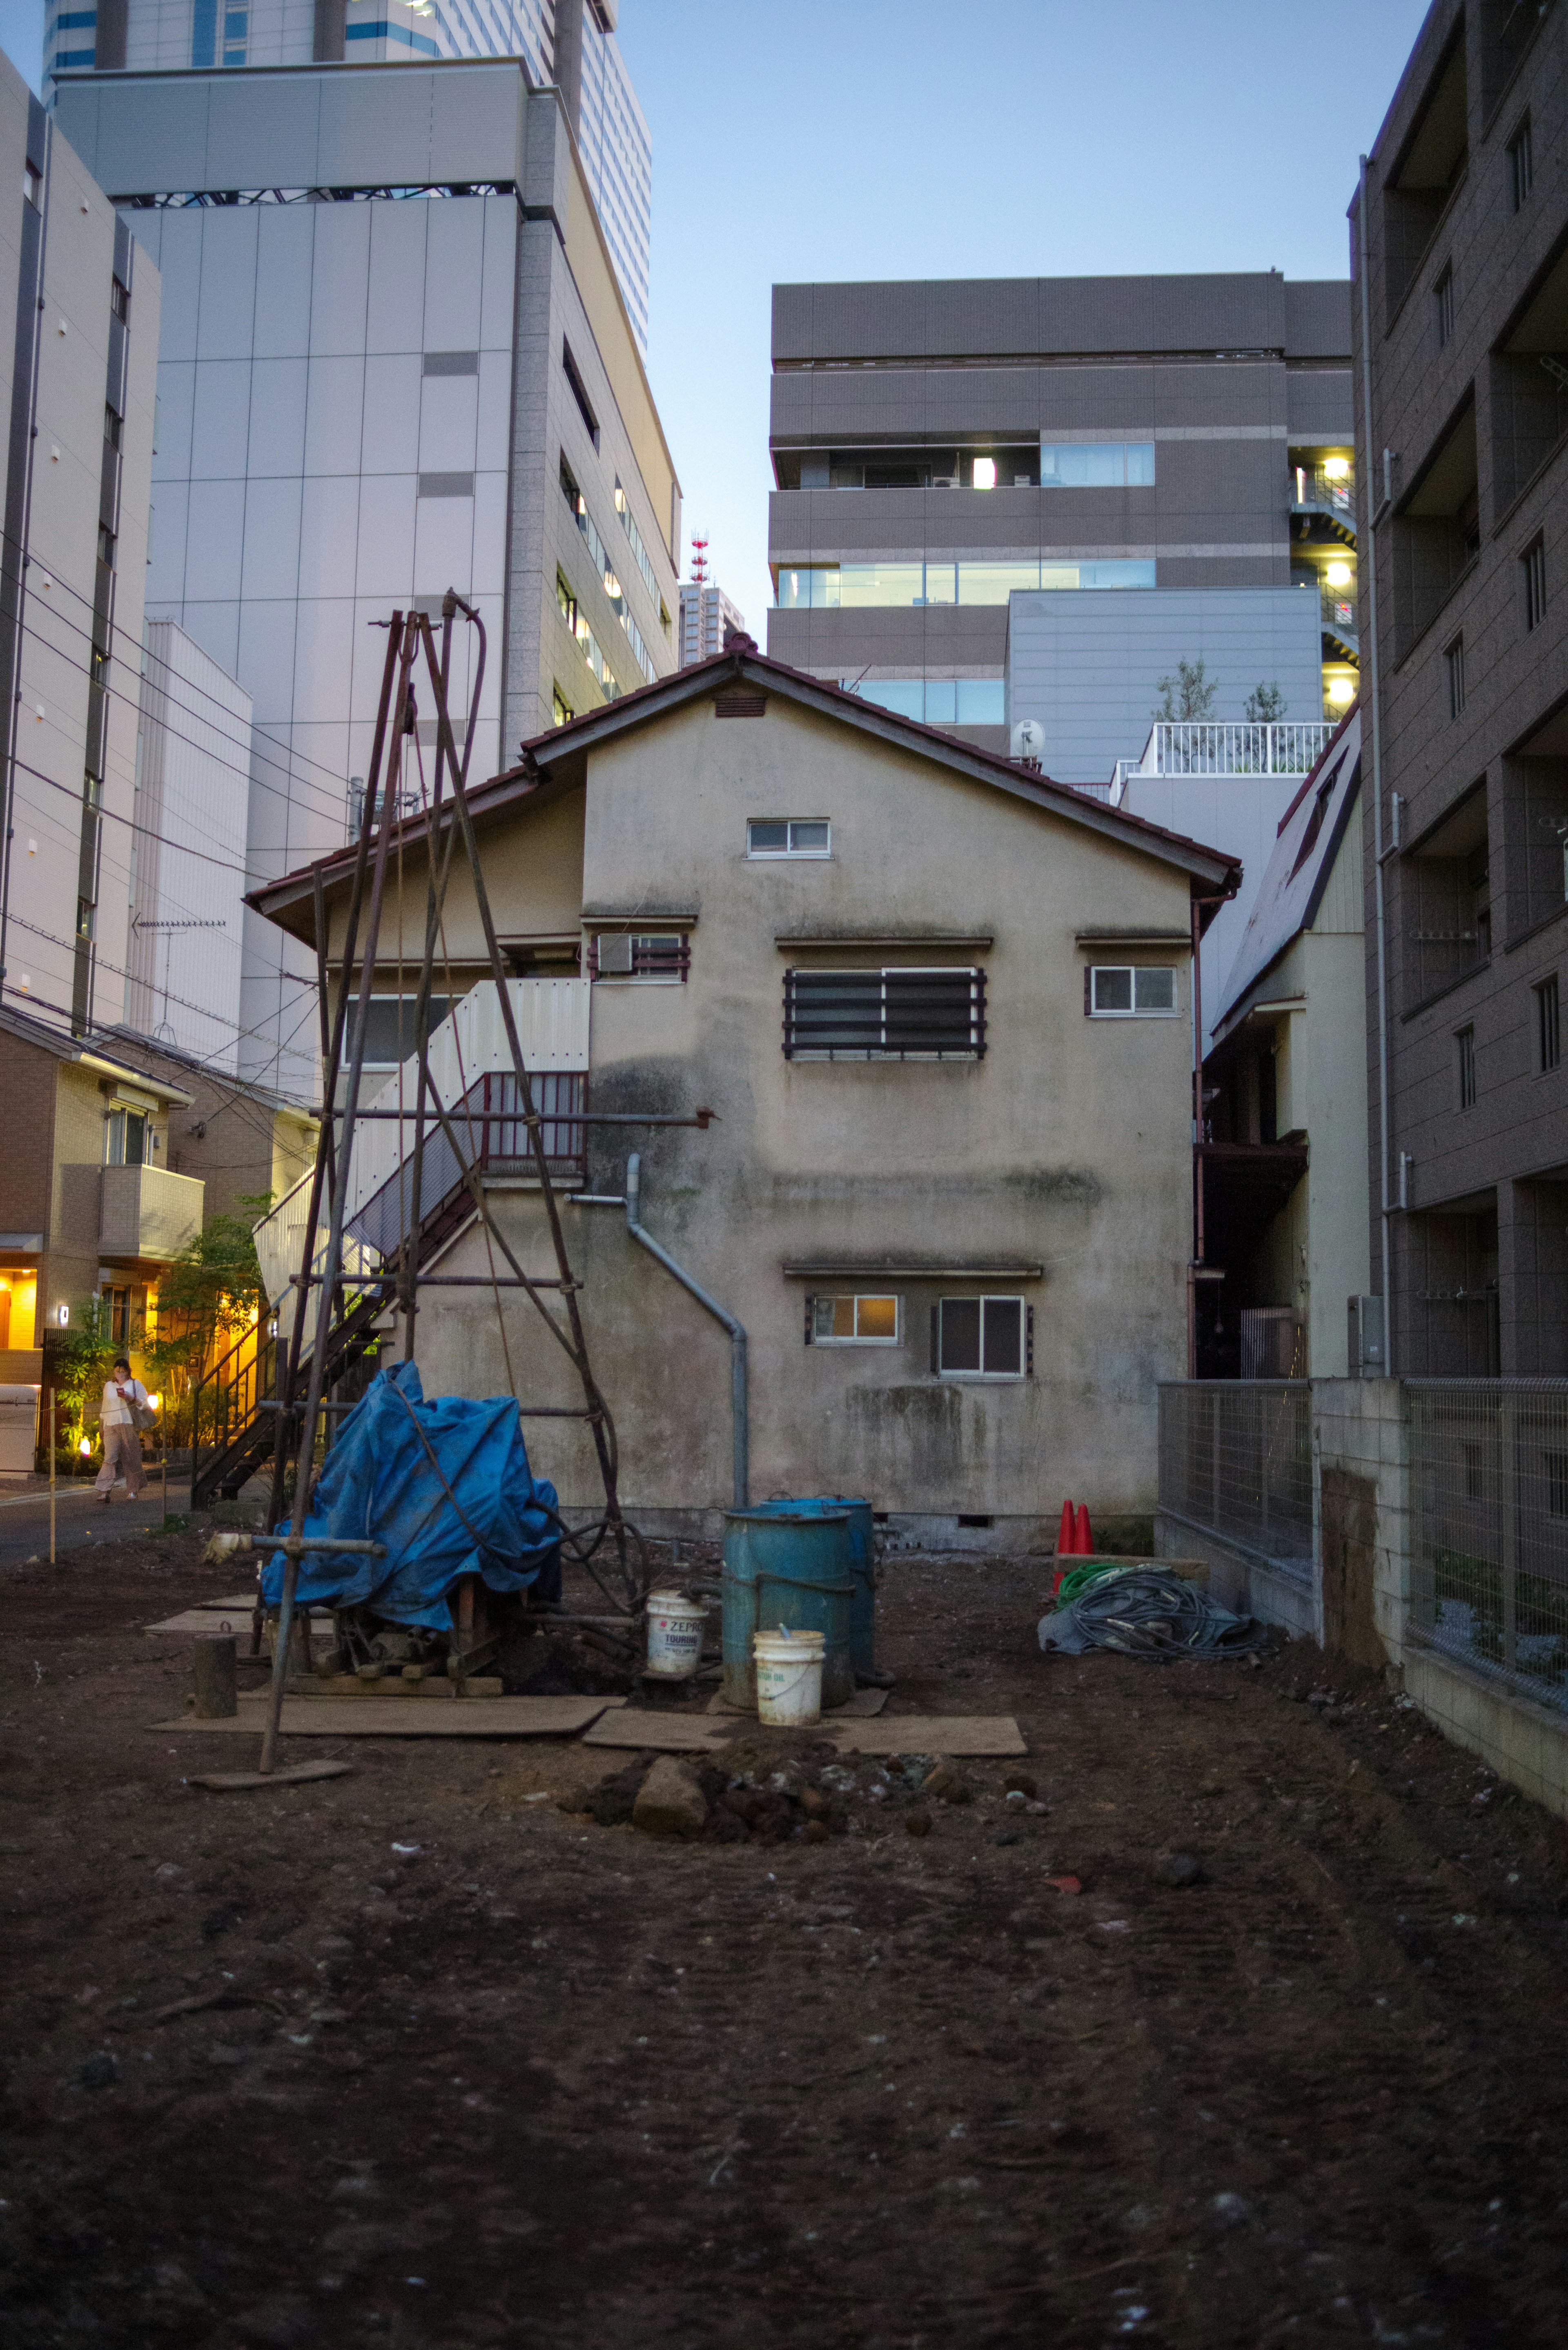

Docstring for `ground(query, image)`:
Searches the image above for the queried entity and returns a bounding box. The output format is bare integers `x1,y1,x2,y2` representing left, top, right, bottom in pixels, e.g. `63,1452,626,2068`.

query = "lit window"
552,684,574,727
748,819,830,858
972,457,996,489
1040,442,1155,487
937,1296,1030,1379
810,1295,900,1346
1087,966,1178,1017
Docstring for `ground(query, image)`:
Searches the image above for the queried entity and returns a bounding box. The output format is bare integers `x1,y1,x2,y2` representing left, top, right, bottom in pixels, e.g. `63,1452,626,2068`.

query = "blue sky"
1,0,1432,628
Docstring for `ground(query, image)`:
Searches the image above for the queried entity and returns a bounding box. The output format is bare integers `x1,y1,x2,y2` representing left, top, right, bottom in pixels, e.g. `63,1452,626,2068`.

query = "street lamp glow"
1328,676,1356,706
1323,456,1350,479
1326,562,1352,587
972,457,996,489
78,1436,91,1456
147,1394,161,1411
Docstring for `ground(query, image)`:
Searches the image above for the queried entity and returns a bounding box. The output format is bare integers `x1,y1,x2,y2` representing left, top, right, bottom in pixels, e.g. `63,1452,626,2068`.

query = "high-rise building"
1352,0,1568,1378
768,273,1357,758
43,0,653,349
0,50,158,1047
56,58,680,1102
678,537,744,667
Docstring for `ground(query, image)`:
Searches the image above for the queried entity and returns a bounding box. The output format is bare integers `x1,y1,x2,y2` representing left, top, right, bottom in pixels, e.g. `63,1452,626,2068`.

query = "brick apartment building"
1354,0,1568,1373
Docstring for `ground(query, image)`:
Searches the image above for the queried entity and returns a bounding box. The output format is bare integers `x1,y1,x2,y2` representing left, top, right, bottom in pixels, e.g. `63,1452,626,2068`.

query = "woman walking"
95,1357,150,1504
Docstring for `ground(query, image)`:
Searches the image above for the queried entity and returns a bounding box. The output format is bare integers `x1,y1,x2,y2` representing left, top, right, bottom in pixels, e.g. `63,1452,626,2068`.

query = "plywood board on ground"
147,1695,624,1740
706,1686,888,1719
583,1712,1024,1757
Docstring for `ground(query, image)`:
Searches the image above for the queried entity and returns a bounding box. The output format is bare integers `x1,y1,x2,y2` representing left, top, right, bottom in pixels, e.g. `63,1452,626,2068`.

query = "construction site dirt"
4,1528,1568,2348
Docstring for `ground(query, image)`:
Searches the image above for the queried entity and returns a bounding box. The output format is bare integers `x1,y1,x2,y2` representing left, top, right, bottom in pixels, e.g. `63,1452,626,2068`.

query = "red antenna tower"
689,533,710,585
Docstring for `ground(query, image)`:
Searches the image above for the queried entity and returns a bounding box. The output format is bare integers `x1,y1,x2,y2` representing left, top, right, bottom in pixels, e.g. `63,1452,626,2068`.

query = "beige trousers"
96,1423,145,1498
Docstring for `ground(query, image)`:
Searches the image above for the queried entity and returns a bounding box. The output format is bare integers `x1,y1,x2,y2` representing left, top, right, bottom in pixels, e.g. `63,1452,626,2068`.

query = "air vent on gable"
714,691,768,718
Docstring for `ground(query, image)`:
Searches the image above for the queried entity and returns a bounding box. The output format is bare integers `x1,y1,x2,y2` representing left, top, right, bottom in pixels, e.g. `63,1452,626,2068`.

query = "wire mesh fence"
1408,1380,1568,1709
1158,1381,1314,1563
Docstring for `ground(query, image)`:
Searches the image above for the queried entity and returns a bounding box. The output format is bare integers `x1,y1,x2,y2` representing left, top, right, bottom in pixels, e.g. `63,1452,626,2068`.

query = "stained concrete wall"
395,687,1209,1534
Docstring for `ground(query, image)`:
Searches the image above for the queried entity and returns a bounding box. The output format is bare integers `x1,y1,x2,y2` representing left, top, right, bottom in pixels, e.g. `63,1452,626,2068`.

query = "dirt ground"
4,1525,1568,2349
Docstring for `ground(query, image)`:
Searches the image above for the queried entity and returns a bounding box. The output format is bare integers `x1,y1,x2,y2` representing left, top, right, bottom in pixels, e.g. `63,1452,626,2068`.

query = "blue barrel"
722,1509,856,1710
743,1496,877,1676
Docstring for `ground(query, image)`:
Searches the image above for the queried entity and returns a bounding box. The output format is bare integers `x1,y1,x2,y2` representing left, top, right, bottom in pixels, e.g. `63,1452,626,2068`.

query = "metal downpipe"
624,1153,748,1508
1359,153,1396,1373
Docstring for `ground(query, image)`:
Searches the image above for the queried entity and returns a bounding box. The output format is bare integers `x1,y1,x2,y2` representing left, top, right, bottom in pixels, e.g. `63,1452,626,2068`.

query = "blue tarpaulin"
261,1362,562,1629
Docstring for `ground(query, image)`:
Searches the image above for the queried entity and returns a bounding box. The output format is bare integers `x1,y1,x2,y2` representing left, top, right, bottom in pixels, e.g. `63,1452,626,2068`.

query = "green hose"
1052,1559,1140,1608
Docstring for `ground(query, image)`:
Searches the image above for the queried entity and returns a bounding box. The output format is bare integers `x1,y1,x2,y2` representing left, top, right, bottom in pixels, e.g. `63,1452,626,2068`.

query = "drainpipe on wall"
1358,155,1396,1374
624,1153,748,1508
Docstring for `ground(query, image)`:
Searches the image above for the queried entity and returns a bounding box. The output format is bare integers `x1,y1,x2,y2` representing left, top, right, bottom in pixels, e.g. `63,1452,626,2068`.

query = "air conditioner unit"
1348,1293,1385,1376
596,933,634,977
933,475,959,488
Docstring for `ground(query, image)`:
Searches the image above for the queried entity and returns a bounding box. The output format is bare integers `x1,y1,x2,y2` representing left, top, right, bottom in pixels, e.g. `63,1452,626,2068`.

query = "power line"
3,974,322,1107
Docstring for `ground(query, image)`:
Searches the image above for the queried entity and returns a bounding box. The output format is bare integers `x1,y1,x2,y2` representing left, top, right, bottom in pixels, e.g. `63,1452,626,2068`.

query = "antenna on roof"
689,533,709,586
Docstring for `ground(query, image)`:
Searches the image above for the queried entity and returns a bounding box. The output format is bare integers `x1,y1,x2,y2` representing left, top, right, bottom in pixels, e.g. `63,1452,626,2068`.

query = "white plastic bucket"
753,1627,825,1726
645,1590,708,1678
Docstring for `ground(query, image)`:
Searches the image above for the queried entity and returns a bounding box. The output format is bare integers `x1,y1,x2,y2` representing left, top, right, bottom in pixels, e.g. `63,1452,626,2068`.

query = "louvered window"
783,968,985,1060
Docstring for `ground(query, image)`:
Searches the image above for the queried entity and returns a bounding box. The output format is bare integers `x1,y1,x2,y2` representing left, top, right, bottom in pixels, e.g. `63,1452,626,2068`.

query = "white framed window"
784,967,986,1060
359,994,457,1068
748,818,831,859
105,1108,148,1167
935,1296,1031,1379
808,1294,900,1346
1087,965,1178,1017
591,933,690,983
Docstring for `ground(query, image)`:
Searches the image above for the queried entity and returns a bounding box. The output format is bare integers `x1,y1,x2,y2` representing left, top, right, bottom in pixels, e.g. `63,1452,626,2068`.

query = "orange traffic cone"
1074,1503,1093,1555
1056,1498,1075,1558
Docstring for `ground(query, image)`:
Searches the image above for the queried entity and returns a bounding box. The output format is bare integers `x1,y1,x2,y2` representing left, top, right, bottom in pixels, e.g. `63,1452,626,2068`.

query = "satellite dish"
1010,718,1045,762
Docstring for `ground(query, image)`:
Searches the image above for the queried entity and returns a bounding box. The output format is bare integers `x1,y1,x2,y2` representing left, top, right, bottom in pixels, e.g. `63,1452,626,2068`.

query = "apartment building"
44,0,653,350
679,573,745,667
248,640,1239,1543
56,59,680,1103
1353,0,1568,1374
768,273,1358,758
0,50,158,1051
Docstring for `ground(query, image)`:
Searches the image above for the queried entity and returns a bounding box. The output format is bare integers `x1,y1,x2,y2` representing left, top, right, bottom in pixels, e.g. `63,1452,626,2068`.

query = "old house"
249,643,1238,1546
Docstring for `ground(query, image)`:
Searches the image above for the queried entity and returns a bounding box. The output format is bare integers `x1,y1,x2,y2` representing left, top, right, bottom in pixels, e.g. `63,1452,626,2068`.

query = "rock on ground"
631,1755,709,1838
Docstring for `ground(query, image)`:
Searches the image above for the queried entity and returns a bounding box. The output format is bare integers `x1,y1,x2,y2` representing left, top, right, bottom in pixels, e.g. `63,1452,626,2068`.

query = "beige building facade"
253,648,1238,1544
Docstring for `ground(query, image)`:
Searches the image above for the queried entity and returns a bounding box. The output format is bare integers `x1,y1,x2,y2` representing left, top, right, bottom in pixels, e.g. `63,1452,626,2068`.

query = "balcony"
1109,721,1337,798
98,1164,204,1262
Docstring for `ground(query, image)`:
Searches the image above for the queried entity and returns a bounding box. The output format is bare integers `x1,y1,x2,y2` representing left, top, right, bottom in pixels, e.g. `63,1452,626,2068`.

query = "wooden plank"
147,1694,624,1740
582,1710,1025,1758
281,1675,504,1700
705,1686,889,1719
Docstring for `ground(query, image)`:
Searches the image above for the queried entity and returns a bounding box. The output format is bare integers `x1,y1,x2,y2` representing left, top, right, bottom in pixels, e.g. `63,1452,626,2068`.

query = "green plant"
1244,681,1287,723
1152,656,1218,724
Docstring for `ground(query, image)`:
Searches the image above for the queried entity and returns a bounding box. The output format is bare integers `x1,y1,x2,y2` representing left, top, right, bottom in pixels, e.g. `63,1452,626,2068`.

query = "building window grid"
1523,535,1546,631
1537,974,1561,1073
1457,1023,1477,1109
559,456,657,682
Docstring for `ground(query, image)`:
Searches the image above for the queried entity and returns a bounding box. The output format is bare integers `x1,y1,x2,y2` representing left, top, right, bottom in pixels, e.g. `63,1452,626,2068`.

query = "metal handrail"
1111,720,1337,796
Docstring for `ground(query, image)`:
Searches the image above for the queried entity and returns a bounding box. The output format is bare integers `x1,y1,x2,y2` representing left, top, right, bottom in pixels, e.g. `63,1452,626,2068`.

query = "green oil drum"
722,1508,856,1710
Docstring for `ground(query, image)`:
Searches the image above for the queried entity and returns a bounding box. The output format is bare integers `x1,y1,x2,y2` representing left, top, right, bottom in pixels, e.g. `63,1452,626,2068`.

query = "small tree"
48,1298,118,1465
1152,656,1218,723
147,1213,269,1449
1244,681,1287,723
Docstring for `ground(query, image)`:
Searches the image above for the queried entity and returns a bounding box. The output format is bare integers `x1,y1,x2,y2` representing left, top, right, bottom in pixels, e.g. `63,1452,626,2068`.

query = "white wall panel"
151,212,202,362
478,196,517,347
474,348,514,473
189,358,253,479
152,359,194,484
303,354,366,475
252,207,315,357
356,477,416,599
194,213,258,361
417,374,479,472
247,357,308,478
413,493,475,596
422,199,486,352
470,476,510,598
236,596,299,720
146,476,189,607
360,353,421,477
306,206,371,361
240,478,304,603
183,479,247,600
293,596,357,722
179,595,241,681
296,476,361,599
365,201,427,355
